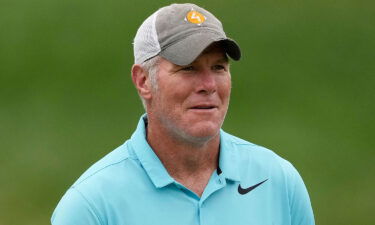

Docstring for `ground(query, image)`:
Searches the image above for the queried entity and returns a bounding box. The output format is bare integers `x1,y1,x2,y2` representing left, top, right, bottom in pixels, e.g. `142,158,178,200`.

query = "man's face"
147,44,231,144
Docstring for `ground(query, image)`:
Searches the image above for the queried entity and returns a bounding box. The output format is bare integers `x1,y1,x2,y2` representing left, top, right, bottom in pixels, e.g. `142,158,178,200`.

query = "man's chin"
181,125,221,145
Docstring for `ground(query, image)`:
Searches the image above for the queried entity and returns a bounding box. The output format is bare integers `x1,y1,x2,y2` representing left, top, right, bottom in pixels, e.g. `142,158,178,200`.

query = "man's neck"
146,121,220,197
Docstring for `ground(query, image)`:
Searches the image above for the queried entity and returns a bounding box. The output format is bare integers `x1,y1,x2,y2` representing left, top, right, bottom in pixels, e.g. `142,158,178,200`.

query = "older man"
52,3,315,225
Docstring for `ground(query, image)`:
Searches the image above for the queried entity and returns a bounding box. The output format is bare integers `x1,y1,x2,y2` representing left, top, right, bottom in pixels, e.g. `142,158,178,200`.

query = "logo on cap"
186,10,206,25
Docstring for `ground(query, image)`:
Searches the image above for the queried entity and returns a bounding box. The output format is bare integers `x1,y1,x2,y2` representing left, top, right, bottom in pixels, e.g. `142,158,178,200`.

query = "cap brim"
159,32,241,66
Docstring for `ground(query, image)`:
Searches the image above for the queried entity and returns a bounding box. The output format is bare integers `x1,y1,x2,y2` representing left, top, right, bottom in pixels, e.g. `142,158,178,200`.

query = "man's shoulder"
221,130,295,171
52,141,142,224
71,141,136,188
222,130,276,156
222,130,259,147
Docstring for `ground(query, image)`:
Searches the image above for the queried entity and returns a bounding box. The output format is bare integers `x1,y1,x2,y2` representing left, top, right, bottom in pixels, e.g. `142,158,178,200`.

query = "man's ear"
131,64,152,100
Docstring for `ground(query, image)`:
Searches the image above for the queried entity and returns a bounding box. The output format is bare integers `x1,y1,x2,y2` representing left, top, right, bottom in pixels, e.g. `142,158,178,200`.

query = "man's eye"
212,65,226,71
180,66,194,71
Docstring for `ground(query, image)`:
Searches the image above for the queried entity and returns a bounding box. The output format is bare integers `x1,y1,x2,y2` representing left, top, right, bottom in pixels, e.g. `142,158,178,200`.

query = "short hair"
138,56,161,110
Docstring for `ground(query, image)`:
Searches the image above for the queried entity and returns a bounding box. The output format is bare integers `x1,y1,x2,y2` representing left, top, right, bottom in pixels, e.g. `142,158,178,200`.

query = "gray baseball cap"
133,3,241,66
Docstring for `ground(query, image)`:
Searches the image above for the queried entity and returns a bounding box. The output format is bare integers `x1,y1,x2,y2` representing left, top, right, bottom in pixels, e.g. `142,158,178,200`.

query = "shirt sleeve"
288,165,315,225
51,188,103,225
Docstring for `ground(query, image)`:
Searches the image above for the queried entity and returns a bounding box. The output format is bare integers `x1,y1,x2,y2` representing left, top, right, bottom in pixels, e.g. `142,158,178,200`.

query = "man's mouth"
189,104,217,110
193,106,214,109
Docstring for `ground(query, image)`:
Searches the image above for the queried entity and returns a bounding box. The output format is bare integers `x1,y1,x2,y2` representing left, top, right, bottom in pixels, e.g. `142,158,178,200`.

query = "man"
52,3,315,225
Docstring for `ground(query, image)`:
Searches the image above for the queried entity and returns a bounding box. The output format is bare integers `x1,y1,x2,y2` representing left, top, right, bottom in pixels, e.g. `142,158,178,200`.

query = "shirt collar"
129,115,241,188
129,114,174,188
218,130,241,182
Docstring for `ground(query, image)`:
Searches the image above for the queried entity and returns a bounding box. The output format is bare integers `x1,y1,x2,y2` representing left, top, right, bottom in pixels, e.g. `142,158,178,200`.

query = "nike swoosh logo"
238,179,268,195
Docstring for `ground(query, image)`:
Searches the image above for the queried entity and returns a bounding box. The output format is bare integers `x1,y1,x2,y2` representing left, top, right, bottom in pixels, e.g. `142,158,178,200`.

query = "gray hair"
138,56,161,110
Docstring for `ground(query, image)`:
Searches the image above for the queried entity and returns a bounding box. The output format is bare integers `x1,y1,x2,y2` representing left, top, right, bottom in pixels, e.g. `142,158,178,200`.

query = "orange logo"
186,10,205,25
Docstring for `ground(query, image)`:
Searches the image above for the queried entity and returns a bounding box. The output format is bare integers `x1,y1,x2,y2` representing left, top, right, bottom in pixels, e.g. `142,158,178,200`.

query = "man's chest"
101,179,291,225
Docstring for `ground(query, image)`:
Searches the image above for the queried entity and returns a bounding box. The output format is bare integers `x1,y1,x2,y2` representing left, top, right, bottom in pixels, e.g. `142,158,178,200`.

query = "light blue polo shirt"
51,115,315,225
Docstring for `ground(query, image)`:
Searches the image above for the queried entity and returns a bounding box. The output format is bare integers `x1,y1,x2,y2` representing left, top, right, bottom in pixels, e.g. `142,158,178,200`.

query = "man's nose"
197,70,216,95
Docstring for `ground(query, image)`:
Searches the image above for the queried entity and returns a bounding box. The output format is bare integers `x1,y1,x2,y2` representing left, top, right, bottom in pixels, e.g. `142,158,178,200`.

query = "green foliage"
0,0,374,224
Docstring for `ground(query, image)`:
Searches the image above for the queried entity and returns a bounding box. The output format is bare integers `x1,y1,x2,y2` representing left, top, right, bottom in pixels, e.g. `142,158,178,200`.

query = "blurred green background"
0,0,374,224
